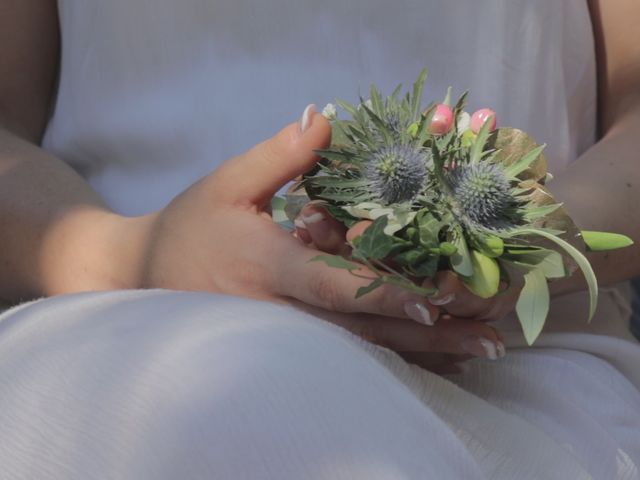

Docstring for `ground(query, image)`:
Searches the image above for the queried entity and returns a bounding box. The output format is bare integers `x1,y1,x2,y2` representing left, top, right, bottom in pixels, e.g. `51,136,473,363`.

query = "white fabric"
2,290,639,480
0,0,638,478
44,0,596,216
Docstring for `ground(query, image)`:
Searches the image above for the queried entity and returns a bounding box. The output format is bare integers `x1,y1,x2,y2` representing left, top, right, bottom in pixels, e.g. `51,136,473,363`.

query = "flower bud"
428,104,454,135
470,108,497,134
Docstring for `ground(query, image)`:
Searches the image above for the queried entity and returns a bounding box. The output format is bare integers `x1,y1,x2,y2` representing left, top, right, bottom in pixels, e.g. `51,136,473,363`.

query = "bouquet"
274,69,633,344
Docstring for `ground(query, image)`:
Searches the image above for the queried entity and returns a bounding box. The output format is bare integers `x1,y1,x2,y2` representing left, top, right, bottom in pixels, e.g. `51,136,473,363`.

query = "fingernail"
294,217,306,229
461,336,501,360
404,301,434,326
496,341,507,358
301,211,325,225
428,293,456,306
299,104,316,134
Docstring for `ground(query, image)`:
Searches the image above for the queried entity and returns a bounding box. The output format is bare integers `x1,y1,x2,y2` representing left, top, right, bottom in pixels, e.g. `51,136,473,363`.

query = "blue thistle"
447,162,523,231
365,145,429,204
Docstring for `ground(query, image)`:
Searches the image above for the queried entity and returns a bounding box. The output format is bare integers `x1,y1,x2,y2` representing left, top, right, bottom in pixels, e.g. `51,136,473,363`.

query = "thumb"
209,104,331,205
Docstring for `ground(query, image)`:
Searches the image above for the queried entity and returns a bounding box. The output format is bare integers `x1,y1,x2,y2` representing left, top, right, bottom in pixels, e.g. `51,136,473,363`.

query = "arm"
548,0,640,294
0,0,144,300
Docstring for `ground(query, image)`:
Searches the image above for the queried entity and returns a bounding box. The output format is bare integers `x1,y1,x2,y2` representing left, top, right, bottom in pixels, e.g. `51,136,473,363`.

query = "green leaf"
309,255,358,272
488,128,548,182
417,211,443,248
393,247,430,267
369,84,385,117
324,205,359,228
464,250,500,299
516,267,550,345
360,104,392,144
511,228,598,321
356,278,384,298
469,113,494,164
505,144,546,179
412,256,439,278
523,203,563,222
411,68,428,121
451,233,474,277
352,216,395,260
336,98,358,117
581,231,634,251
504,248,565,279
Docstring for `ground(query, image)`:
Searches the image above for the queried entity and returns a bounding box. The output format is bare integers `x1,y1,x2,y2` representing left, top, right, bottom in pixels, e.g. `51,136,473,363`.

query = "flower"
470,108,497,133
365,144,429,204
322,103,337,120
429,104,454,135
446,162,523,232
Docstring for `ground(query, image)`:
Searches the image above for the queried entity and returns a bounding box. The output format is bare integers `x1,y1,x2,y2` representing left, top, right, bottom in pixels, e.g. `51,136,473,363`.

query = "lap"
0,290,636,479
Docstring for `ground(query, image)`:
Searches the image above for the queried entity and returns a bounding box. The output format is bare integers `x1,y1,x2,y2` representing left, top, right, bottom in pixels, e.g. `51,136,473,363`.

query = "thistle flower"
447,162,523,232
365,145,429,204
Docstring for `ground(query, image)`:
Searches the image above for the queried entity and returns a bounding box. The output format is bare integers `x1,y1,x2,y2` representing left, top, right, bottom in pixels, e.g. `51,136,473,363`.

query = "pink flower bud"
470,108,497,134
428,104,454,135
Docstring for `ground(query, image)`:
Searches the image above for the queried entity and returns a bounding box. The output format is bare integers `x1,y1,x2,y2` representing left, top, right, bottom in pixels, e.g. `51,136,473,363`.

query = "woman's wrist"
32,208,157,296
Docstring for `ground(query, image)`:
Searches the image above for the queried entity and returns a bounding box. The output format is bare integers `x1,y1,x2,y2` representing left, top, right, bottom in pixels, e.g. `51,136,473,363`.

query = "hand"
294,204,507,365
423,271,521,324
130,106,448,325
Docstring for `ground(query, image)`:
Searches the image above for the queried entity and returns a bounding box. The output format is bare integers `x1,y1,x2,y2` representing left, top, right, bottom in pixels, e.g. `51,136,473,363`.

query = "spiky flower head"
447,162,523,231
365,144,429,204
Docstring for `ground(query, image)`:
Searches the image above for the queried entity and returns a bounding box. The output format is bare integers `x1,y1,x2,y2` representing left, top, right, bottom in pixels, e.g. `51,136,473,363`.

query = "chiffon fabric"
1,0,639,478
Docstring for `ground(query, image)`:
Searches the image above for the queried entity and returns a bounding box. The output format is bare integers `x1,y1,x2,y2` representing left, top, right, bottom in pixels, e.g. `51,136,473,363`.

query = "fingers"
294,204,350,255
335,313,506,359
423,271,520,321
278,246,440,324
209,104,331,205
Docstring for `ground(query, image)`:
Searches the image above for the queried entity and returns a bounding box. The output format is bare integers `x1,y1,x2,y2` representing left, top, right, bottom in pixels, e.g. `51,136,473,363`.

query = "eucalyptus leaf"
516,267,550,345
511,228,598,321
504,248,565,279
581,231,634,251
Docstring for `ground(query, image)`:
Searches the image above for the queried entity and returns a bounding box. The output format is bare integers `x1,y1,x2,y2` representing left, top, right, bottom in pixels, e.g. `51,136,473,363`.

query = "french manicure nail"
404,301,434,326
428,293,456,306
301,211,325,225
461,336,501,360
496,341,507,358
294,217,306,229
299,104,316,134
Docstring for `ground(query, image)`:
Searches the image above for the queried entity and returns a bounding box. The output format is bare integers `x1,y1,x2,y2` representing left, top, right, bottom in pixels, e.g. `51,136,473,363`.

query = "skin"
0,0,505,369
299,0,640,333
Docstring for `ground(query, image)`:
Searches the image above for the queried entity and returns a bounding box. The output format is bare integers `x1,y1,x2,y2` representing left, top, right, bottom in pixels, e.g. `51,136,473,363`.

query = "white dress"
1,0,639,478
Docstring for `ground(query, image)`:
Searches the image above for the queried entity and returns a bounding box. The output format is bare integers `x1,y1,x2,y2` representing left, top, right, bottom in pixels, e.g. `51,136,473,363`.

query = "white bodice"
44,0,596,216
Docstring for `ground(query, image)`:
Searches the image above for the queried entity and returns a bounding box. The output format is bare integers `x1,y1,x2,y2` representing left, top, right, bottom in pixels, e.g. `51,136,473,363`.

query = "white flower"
456,111,471,135
321,103,337,120
342,202,417,235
